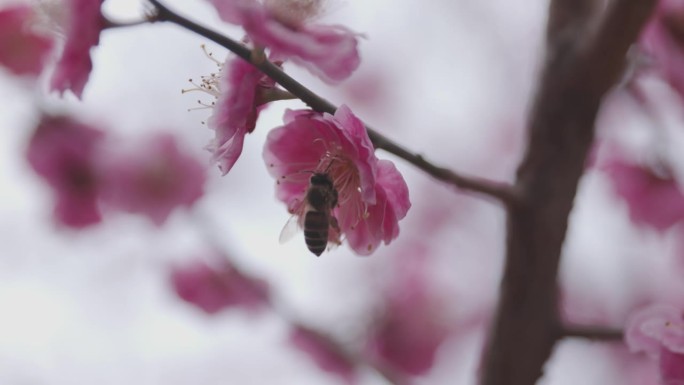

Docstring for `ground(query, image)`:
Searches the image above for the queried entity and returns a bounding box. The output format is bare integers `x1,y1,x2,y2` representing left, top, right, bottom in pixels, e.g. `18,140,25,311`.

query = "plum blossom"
206,0,360,83
366,246,450,376
202,55,278,174
99,133,206,226
0,5,54,76
263,105,410,256
289,326,357,384
26,115,105,228
170,256,269,314
626,304,684,385
638,0,684,100
50,0,105,98
602,156,684,232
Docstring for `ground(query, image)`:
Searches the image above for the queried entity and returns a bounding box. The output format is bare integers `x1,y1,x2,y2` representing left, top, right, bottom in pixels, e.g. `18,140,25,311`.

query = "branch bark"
562,326,624,341
479,1,656,385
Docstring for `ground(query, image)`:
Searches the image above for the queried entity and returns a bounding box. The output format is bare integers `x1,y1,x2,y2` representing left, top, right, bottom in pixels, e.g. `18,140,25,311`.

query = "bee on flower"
264,105,410,256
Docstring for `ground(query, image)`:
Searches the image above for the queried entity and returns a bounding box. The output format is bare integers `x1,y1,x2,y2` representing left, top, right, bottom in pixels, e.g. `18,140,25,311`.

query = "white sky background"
1,0,679,384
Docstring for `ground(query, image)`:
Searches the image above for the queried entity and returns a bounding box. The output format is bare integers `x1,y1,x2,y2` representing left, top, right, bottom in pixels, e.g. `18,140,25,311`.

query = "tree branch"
561,326,624,341
479,1,656,385
145,0,517,204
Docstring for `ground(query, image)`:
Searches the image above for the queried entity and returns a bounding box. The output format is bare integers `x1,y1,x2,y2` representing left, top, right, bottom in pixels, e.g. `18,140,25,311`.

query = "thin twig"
561,326,624,341
145,0,517,204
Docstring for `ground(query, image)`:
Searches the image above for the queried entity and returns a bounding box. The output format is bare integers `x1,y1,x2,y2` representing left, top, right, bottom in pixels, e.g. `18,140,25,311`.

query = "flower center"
316,150,368,224
264,0,322,27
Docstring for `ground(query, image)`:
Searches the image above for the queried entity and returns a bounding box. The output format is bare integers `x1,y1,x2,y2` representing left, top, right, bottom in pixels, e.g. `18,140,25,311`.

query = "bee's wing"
279,214,302,244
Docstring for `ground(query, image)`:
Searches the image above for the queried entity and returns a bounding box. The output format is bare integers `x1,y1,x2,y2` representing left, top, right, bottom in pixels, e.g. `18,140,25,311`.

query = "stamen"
183,45,224,120
201,44,223,66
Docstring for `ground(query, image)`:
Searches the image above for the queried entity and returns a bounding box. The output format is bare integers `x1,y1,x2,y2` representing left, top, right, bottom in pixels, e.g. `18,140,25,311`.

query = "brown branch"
479,1,657,385
561,326,624,341
145,0,517,204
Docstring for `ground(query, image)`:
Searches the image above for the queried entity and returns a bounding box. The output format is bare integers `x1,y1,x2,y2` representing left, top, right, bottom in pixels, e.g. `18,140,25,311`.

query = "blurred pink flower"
206,0,360,83
171,257,269,314
26,115,105,228
602,157,684,231
289,326,357,384
50,0,104,98
366,246,450,376
263,105,410,255
100,133,206,226
0,5,54,76
639,0,684,100
207,56,276,174
626,304,684,385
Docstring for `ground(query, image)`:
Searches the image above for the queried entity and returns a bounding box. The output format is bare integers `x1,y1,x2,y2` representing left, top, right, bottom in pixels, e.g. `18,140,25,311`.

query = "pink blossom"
99,133,206,226
366,246,450,376
263,105,410,256
207,56,275,174
170,257,269,314
206,0,360,83
50,0,105,98
289,326,357,384
602,157,684,231
0,5,54,76
639,0,684,100
626,304,684,385
26,115,105,228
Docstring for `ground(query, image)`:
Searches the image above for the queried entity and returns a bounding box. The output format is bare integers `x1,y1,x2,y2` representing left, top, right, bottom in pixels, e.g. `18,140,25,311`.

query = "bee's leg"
329,216,342,245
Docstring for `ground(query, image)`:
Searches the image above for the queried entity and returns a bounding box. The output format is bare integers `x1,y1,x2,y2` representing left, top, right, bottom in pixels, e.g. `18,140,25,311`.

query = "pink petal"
0,5,54,76
208,57,265,175
661,347,684,385
244,17,361,83
332,105,377,204
376,159,411,221
626,304,682,355
206,0,360,83
50,0,104,98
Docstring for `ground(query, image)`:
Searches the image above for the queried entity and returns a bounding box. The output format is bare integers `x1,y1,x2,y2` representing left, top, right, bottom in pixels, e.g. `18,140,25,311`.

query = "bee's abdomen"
304,211,329,256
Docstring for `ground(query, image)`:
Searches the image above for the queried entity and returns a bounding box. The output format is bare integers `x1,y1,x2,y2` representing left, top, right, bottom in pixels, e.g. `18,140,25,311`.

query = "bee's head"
310,173,333,187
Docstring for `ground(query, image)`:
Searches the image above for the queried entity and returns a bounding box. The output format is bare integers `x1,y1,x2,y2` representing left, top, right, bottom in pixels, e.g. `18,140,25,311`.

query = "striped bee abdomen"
304,210,330,256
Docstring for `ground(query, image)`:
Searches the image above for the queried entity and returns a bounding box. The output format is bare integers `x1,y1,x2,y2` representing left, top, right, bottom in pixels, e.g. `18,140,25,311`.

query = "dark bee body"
303,173,339,256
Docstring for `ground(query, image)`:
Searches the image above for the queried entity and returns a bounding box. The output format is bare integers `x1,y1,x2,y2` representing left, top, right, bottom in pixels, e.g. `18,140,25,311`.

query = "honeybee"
280,172,341,256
